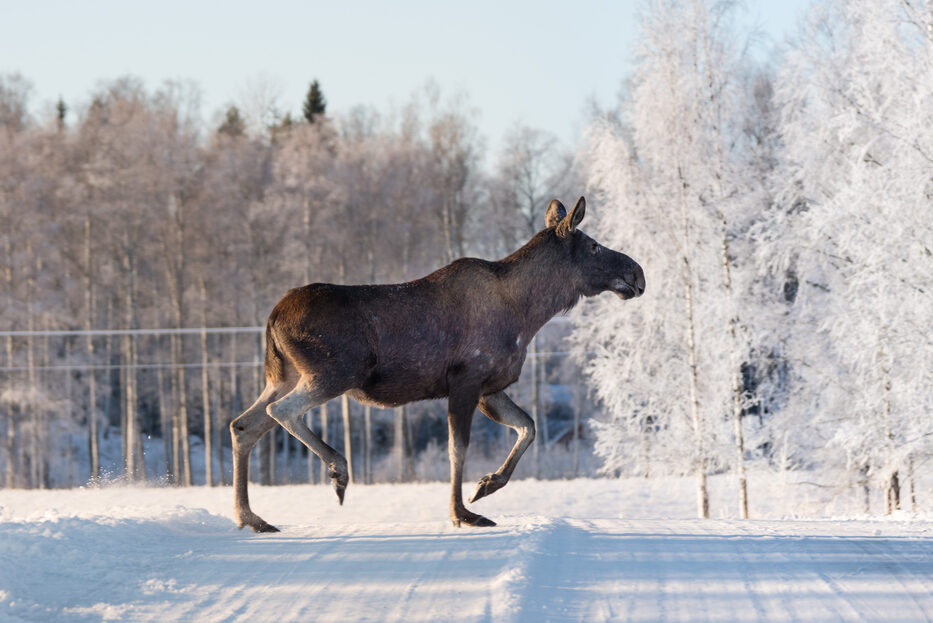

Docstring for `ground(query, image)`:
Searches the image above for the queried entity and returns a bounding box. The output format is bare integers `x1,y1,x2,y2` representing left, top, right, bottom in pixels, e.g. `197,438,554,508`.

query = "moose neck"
500,233,582,340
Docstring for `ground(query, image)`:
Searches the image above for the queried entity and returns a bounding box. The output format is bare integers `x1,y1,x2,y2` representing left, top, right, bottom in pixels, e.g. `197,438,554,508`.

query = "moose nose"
633,266,646,296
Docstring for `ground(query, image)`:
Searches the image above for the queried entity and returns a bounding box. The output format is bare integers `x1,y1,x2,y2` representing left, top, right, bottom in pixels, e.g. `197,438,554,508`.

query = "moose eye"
591,242,599,255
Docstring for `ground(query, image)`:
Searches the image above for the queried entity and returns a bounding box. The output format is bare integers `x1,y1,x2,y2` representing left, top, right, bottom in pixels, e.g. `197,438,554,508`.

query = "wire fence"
0,321,594,489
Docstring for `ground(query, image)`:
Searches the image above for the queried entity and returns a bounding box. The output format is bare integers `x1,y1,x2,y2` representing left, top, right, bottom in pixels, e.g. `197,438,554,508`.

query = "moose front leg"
470,391,535,504
447,383,495,527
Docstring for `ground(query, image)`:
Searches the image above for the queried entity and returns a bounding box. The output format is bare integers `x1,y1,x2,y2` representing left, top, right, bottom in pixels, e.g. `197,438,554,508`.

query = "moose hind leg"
470,391,535,504
231,386,282,533
266,376,349,504
447,384,495,528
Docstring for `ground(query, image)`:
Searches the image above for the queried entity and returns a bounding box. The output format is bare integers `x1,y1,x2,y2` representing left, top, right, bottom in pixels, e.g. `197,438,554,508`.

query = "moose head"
544,196,645,300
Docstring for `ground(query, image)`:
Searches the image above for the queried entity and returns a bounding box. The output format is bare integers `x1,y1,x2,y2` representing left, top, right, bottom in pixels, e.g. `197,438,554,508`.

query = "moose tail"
264,318,287,384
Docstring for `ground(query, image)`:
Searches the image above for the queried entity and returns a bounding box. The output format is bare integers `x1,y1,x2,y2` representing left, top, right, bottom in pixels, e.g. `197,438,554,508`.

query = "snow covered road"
2,480,933,622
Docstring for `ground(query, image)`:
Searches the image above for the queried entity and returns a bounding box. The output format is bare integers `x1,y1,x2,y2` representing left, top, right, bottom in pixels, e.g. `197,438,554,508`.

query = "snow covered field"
2,478,933,622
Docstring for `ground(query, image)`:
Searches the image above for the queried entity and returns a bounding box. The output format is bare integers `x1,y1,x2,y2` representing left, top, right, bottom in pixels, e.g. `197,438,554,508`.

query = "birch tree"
764,0,933,511
575,0,768,518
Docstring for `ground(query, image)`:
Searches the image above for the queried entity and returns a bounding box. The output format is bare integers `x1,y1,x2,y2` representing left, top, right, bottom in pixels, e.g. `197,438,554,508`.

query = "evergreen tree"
270,112,294,143
302,80,326,123
55,97,67,131
218,106,245,137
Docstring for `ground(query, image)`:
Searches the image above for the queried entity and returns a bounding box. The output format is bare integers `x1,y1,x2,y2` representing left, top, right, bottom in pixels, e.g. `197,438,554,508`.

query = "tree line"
0,75,580,488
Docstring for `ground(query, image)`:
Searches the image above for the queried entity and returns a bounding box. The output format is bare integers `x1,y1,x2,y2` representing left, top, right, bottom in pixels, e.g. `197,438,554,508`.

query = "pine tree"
218,106,245,137
270,112,294,143
55,97,66,131
302,80,326,124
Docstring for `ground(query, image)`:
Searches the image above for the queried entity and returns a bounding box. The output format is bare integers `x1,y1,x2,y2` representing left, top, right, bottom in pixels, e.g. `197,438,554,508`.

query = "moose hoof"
329,463,349,505
238,512,280,533
469,473,507,503
451,510,497,528
252,521,281,533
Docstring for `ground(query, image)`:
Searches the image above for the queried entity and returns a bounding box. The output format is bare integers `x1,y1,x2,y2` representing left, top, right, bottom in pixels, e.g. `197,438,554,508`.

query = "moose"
230,196,645,532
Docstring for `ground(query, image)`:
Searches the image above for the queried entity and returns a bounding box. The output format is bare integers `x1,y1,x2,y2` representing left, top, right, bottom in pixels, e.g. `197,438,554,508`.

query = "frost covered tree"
417,83,483,265
0,73,35,487
575,0,771,518
762,0,933,512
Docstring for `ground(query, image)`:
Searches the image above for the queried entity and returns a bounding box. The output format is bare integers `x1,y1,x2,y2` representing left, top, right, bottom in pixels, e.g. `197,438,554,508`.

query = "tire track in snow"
725,520,807,623
188,522,541,623
849,535,933,621
201,526,361,622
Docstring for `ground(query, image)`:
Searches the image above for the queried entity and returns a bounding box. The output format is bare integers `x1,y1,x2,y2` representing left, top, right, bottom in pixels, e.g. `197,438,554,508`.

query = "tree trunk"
678,172,709,519
307,409,316,483
199,279,213,487
441,196,455,265
64,341,75,487
157,366,172,480
135,410,146,481
122,327,137,480
171,332,192,486
4,333,17,488
26,257,40,489
340,394,354,484
127,299,143,478
781,430,790,516
216,364,227,486
4,294,19,489
268,429,276,485
718,223,748,519
404,406,416,482
102,303,115,444
119,362,127,479
319,403,329,484
259,428,272,486
169,335,181,484
162,200,190,485
84,217,100,484
2,234,17,487
886,471,901,514
395,406,409,482
225,333,240,487
860,464,871,513
40,327,52,488
572,389,582,478
881,348,897,515
530,335,540,478
363,405,372,484
118,245,135,481
702,28,744,519
121,241,146,481
641,415,653,479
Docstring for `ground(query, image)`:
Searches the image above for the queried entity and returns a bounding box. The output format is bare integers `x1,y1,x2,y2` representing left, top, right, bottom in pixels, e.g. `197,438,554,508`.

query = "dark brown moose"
231,196,645,531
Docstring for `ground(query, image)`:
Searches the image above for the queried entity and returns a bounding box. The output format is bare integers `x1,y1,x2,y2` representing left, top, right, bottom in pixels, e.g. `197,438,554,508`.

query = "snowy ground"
2,478,933,622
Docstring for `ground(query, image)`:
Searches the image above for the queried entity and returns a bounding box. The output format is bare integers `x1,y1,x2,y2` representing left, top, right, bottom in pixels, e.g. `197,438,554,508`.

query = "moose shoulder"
231,196,645,532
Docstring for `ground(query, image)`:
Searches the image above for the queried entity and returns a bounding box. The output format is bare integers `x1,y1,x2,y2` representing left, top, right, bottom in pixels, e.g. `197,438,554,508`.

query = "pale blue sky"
2,0,811,153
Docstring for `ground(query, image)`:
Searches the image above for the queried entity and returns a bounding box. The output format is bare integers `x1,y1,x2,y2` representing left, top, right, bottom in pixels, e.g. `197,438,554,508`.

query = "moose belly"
349,368,449,408
349,349,526,408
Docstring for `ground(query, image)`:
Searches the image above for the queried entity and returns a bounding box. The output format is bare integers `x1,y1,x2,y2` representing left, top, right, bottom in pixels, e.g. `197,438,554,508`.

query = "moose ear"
545,199,566,229
556,196,586,238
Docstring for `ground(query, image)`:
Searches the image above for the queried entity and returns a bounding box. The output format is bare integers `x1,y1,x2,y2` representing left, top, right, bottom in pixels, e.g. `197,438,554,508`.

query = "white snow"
2,478,933,622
